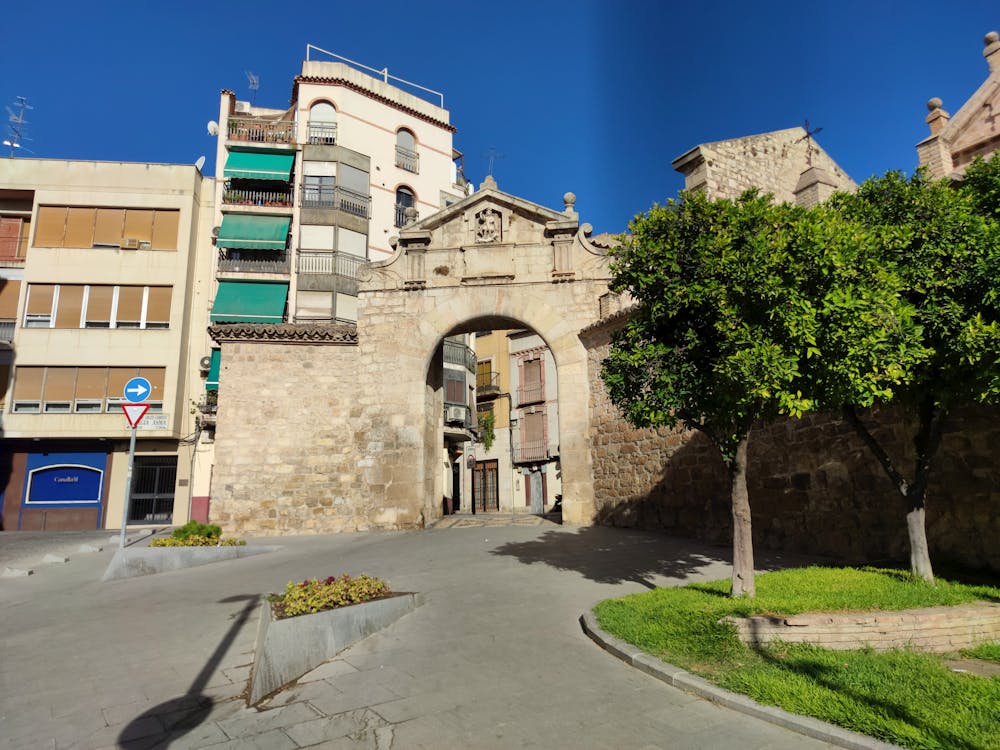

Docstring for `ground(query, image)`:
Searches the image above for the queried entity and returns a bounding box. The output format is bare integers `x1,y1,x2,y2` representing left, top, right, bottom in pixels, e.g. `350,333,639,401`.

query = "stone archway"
208,179,611,534
355,179,611,526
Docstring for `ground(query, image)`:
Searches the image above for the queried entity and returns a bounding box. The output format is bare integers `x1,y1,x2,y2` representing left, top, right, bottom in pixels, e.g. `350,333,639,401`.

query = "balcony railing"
218,250,290,274
477,371,500,396
518,383,544,405
307,120,337,145
297,251,366,278
0,319,14,341
227,117,295,144
514,439,548,463
395,145,419,173
395,203,418,228
300,185,371,218
223,186,293,207
444,340,476,373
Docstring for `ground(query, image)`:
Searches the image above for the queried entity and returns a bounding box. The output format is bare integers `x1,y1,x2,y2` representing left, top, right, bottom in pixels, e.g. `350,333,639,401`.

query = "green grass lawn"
594,567,1000,750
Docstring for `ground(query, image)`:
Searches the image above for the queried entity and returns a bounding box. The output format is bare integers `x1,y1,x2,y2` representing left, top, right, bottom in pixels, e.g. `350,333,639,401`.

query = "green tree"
829,168,1000,583
602,190,918,597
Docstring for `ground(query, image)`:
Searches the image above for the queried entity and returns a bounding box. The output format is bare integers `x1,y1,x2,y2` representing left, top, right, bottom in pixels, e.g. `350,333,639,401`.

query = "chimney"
986,31,1000,74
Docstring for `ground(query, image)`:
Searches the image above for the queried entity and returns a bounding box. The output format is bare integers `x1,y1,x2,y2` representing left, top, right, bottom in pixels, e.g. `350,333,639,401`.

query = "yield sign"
122,403,150,429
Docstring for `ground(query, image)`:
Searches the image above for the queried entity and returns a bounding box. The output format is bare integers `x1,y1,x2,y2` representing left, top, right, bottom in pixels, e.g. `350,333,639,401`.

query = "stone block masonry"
724,603,1000,652
583,316,1000,573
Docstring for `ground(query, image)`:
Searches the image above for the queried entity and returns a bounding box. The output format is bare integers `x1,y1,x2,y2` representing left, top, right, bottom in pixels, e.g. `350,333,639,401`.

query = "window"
520,357,544,404
444,371,466,405
395,129,419,173
33,206,179,250
395,186,415,227
0,216,30,258
23,284,171,329
10,366,166,414
308,102,337,145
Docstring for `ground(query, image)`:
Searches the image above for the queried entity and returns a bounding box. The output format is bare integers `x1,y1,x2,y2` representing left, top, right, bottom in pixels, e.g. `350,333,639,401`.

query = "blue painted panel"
24,452,107,506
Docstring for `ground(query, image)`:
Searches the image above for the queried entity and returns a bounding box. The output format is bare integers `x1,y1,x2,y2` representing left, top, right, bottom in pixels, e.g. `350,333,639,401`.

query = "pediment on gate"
941,78,1000,165
359,176,611,292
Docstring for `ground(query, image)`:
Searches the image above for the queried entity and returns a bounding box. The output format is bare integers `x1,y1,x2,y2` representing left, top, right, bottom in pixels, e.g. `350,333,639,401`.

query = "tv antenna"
482,146,506,177
796,119,823,166
245,71,260,106
4,96,33,158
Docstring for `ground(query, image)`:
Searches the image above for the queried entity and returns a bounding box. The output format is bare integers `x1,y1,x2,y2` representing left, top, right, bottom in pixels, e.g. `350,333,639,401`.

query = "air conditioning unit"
234,101,251,114
199,356,212,371
445,406,466,424
138,240,151,250
121,238,140,250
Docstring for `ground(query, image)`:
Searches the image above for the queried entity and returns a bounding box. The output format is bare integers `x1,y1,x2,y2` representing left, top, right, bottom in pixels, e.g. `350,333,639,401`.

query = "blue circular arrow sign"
124,376,152,403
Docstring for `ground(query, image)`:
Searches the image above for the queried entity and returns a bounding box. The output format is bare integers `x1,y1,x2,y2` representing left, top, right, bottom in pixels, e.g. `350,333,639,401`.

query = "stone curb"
102,545,282,581
579,611,904,750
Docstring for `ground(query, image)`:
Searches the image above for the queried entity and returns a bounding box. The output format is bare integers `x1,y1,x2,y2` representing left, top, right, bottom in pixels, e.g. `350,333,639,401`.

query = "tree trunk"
843,404,943,584
729,435,755,598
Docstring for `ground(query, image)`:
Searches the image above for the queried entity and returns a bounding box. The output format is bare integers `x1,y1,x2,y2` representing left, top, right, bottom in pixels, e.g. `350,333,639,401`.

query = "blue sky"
1,1,996,234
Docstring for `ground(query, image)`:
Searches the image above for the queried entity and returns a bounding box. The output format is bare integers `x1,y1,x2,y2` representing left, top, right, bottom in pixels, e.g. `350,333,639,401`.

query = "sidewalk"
0,525,841,749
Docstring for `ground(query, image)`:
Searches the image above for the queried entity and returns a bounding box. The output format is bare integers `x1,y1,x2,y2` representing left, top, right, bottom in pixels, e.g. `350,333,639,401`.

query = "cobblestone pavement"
1,525,842,750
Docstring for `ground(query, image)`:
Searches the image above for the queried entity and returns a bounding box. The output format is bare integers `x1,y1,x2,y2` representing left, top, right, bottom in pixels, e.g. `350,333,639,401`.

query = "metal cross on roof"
796,119,823,166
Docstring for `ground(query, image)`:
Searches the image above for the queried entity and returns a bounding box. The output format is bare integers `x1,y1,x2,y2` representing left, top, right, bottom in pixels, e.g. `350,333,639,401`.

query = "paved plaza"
0,523,843,749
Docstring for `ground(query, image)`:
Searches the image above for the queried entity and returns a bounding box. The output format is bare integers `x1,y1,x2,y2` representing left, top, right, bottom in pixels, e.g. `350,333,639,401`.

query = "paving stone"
305,684,399,716
298,658,360,683
283,708,385,746
215,701,320,739
190,727,298,749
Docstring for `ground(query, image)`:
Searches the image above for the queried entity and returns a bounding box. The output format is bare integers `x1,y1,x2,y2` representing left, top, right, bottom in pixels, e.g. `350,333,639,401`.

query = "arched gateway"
209,178,612,534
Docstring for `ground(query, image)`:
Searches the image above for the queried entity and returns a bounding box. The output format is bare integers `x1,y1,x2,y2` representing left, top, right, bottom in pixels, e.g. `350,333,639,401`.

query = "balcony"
223,185,293,208
444,340,476,373
307,121,337,145
300,185,371,219
297,251,366,279
0,319,14,341
217,249,290,275
395,145,419,173
477,371,500,398
395,203,418,228
514,439,548,463
518,383,544,405
197,398,217,428
443,403,472,429
227,117,295,145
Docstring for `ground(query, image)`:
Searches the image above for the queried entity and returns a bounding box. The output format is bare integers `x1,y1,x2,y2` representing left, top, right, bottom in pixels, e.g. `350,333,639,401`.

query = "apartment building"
206,52,468,335
442,334,477,514
0,159,214,531
473,329,561,513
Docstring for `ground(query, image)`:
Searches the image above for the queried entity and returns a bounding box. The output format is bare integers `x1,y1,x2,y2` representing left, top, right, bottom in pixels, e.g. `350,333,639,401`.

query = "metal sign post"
120,401,150,548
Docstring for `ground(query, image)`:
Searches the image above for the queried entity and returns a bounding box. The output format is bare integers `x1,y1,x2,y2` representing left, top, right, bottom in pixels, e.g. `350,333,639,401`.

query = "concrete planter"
249,592,421,705
102,545,280,582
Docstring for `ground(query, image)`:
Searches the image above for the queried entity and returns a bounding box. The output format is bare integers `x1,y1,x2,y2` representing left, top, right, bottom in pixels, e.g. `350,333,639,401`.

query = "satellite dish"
194,156,206,172
207,120,219,136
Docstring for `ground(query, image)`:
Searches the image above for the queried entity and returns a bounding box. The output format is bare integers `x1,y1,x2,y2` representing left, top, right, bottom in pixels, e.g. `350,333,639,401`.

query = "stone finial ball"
986,31,999,44
927,97,943,111
404,207,417,219
563,192,577,206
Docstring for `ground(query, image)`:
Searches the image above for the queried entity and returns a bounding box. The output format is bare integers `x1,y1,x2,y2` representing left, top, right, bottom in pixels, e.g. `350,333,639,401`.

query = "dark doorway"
129,456,177,523
472,459,499,513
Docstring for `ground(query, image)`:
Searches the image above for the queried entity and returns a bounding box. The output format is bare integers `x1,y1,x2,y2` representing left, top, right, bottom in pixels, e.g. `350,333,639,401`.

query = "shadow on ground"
114,594,258,749
489,525,730,589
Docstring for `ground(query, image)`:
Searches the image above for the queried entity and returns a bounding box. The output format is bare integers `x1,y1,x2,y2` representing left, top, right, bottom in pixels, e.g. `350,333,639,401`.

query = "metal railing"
297,250,366,278
395,145,419,173
477,370,500,394
394,203,418,227
307,121,337,145
218,250,290,274
0,319,14,341
227,116,295,144
305,45,445,107
300,185,371,218
518,384,544,405
514,439,548,463
223,186,293,207
444,340,476,372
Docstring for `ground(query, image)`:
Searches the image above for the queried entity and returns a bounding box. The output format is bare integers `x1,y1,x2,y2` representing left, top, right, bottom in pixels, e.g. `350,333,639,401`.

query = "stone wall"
209,325,424,535
583,321,1000,573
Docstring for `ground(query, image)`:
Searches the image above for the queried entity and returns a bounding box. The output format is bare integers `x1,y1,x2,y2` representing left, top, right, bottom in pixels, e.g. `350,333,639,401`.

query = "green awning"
223,151,294,180
210,281,288,324
206,349,221,391
216,214,290,250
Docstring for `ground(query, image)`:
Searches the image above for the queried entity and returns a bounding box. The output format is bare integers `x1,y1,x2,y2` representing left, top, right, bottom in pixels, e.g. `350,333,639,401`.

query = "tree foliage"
827,166,1000,582
603,190,920,597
